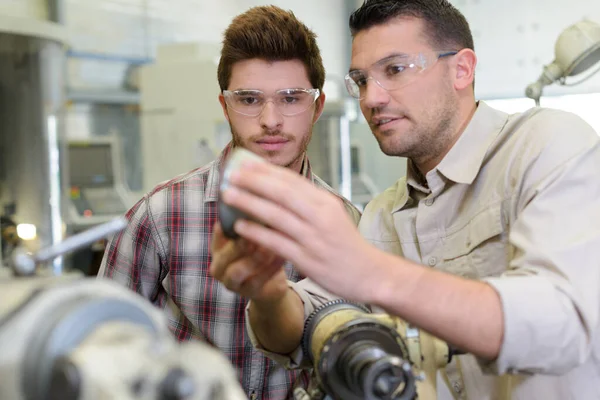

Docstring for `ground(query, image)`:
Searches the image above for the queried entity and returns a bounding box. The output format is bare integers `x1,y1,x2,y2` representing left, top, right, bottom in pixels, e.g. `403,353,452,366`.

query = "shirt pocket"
441,203,508,279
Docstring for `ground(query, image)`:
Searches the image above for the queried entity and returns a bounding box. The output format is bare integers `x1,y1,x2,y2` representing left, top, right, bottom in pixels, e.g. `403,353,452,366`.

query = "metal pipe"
66,50,153,65
339,116,352,201
35,217,126,265
47,0,65,24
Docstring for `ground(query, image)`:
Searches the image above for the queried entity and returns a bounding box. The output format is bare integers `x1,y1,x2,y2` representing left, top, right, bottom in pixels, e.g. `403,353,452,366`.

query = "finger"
220,255,280,294
234,219,309,274
222,186,312,243
228,162,329,221
251,246,284,268
211,222,229,252
240,238,258,253
209,239,246,279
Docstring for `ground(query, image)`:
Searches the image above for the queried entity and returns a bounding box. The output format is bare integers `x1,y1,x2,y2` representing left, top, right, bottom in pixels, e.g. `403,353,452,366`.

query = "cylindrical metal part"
0,32,67,274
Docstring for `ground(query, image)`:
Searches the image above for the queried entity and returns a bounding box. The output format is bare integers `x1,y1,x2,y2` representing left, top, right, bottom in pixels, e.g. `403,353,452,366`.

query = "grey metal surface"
0,32,67,274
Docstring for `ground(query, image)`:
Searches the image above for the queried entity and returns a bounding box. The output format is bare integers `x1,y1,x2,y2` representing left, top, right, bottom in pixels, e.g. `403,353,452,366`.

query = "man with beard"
98,5,360,400
212,1,600,399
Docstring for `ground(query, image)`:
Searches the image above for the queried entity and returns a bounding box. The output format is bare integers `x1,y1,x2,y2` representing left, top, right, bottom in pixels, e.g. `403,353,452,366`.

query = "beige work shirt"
247,101,600,399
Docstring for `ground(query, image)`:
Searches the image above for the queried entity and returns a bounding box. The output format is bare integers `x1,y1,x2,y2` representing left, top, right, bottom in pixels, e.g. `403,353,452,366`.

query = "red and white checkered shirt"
98,143,361,399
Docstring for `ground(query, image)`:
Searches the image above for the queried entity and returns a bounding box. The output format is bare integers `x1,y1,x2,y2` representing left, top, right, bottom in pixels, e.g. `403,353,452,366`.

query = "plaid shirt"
98,143,361,400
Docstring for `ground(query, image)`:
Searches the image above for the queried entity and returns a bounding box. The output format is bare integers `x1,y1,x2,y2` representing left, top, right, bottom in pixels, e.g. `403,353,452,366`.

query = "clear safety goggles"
344,51,458,99
223,88,320,117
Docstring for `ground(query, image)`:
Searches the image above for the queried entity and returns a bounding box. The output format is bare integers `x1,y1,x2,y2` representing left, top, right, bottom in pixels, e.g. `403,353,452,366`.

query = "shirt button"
453,382,463,394
425,198,434,206
428,257,437,266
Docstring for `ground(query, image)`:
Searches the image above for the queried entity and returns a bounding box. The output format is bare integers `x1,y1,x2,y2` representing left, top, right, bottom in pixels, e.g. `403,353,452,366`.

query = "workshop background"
0,0,599,275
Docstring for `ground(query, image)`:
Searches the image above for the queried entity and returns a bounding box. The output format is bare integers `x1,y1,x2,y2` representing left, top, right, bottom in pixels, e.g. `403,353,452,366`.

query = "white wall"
2,0,600,100
453,0,600,99
64,0,348,100
0,0,46,20
487,93,600,134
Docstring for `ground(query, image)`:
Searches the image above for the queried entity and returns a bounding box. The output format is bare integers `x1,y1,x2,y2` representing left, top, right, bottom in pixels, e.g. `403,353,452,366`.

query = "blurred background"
1,0,599,276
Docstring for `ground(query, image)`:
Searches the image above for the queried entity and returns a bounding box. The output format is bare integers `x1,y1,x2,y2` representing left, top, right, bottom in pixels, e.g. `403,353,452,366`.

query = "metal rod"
340,115,352,201
34,217,127,265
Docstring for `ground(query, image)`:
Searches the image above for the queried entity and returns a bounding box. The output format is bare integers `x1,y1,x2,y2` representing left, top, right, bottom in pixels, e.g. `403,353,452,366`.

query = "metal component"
339,115,352,201
34,217,126,264
0,217,247,400
48,0,65,24
302,299,370,362
11,247,37,276
303,301,417,400
302,300,455,400
22,297,157,400
10,217,126,275
0,32,67,274
219,148,266,239
47,358,81,400
159,368,196,400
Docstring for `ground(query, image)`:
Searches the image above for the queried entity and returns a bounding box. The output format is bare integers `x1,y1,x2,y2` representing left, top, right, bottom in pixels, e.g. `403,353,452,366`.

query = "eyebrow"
349,52,410,73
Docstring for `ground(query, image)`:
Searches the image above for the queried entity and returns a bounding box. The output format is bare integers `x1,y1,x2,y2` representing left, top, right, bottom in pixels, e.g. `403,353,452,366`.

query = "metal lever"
10,217,127,276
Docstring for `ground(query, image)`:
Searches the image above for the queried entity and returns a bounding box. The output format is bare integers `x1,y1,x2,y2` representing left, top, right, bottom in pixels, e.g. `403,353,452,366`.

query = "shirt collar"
205,141,312,203
392,101,508,212
436,101,508,185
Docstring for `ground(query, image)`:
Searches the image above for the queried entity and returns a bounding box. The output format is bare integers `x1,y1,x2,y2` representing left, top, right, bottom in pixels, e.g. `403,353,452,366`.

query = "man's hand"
210,222,306,354
209,223,288,303
220,160,504,360
220,161,383,304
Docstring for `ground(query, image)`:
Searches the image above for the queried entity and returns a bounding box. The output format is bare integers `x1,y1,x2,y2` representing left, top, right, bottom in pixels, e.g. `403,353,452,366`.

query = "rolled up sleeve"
245,278,341,369
480,140,600,375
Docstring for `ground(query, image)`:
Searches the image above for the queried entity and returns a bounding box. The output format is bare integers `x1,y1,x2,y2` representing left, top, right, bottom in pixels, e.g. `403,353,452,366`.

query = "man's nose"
259,101,283,130
361,78,390,110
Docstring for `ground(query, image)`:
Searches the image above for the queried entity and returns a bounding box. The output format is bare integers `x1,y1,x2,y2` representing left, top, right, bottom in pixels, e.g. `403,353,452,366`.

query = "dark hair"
217,5,325,92
349,0,474,52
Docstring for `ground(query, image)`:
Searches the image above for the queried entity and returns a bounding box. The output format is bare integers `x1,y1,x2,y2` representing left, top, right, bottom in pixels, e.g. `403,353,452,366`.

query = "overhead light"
525,19,600,105
16,224,37,241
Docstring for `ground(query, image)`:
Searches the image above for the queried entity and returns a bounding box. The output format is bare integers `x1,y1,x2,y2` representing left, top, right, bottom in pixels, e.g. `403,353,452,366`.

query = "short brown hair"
350,0,474,52
217,6,325,92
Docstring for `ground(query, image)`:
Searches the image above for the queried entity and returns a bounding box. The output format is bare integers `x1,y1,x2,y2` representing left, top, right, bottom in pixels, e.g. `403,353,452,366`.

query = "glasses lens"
345,73,363,99
346,55,428,99
275,89,317,116
226,89,318,116
376,56,423,91
226,90,264,116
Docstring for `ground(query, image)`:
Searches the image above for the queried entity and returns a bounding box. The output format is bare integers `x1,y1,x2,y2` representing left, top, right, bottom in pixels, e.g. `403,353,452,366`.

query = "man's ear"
453,49,477,91
312,92,327,124
218,93,230,122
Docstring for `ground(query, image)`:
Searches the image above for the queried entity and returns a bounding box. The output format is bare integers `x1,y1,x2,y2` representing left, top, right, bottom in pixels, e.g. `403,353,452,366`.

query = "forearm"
370,251,504,360
249,287,305,354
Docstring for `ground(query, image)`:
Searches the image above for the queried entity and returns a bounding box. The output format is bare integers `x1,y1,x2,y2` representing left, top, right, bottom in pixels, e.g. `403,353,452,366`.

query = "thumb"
211,222,229,252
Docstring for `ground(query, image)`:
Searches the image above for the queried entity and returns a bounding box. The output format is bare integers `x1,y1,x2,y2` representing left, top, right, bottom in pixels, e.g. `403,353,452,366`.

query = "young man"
98,6,360,400
212,1,600,399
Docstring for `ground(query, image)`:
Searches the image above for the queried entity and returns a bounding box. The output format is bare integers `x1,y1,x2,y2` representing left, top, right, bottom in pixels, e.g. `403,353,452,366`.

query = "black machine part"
218,148,266,239
217,200,247,239
302,300,417,400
